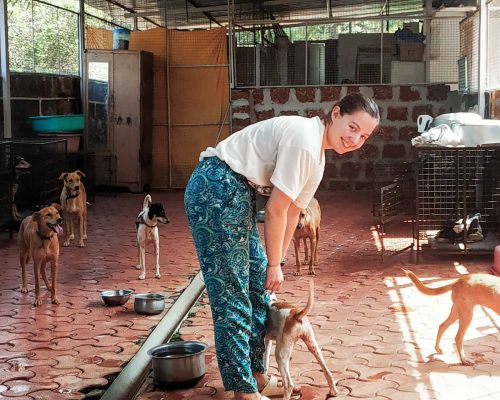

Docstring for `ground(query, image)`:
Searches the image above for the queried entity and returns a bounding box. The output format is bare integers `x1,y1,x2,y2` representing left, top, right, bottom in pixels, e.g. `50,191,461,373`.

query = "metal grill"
10,138,68,209
371,162,415,260
0,141,13,235
416,146,500,258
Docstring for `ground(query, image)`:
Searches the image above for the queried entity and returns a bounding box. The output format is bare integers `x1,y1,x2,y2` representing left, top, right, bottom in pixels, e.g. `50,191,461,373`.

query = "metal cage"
416,146,500,260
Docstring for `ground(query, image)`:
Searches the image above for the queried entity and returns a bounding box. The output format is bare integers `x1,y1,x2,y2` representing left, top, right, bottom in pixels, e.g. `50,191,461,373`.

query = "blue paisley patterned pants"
184,156,270,393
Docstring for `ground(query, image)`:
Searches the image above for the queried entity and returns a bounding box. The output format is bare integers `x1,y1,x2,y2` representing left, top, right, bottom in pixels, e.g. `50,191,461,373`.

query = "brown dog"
264,280,337,399
292,197,321,276
404,269,500,365
59,170,87,247
18,204,63,306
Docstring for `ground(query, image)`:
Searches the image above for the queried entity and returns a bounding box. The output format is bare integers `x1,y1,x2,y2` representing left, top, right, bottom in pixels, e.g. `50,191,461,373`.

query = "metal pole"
164,0,173,189
228,0,235,89
0,0,11,139
424,0,432,82
228,0,234,135
380,19,383,84
478,0,487,117
305,24,308,85
79,0,86,149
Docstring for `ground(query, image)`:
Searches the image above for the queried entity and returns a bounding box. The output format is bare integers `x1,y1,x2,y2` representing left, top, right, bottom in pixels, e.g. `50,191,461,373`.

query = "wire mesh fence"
7,0,498,90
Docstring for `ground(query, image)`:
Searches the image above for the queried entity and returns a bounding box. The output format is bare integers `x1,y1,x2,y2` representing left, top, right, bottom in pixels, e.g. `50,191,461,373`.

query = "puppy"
292,197,321,276
11,156,31,221
404,269,500,365
264,280,337,399
59,170,87,247
136,194,169,280
18,204,63,306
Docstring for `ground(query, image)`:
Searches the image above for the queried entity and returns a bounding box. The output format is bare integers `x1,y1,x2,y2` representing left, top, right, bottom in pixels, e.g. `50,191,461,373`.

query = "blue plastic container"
113,28,131,50
30,114,84,133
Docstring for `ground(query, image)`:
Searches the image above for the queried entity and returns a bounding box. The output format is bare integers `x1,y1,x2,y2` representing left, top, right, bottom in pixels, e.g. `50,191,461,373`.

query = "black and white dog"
12,157,31,221
135,195,169,280
435,213,484,243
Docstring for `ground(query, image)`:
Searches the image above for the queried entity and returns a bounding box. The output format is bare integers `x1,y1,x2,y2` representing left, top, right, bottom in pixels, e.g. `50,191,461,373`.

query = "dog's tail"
296,278,314,321
403,269,455,296
143,194,152,209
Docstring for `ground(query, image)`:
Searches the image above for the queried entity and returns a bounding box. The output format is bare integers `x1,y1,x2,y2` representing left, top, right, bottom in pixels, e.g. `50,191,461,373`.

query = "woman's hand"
265,265,284,292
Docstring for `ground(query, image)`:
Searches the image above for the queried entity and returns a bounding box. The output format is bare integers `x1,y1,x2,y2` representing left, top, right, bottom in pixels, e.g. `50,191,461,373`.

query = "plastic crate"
30,114,84,133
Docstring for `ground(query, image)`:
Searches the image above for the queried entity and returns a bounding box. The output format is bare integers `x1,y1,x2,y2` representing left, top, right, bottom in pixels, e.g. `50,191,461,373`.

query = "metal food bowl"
134,293,165,315
147,341,209,387
101,289,133,306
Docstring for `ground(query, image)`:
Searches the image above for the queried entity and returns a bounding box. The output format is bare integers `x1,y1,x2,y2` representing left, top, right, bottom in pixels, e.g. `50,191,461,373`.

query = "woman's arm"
282,203,302,261
264,187,300,292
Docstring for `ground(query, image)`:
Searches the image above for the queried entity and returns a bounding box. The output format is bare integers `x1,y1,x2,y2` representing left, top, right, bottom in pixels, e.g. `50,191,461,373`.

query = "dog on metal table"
135,194,169,280
11,156,31,222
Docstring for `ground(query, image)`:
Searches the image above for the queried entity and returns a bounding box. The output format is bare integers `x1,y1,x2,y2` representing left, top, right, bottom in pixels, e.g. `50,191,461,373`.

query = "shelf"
427,232,499,252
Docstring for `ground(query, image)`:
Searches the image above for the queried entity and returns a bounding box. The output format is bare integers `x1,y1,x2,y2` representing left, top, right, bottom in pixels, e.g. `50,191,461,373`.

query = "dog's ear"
58,172,68,181
75,170,86,178
51,203,63,212
32,211,41,221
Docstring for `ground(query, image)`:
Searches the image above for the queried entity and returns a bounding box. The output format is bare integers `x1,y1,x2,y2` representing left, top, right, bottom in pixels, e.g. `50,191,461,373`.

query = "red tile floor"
1,190,499,400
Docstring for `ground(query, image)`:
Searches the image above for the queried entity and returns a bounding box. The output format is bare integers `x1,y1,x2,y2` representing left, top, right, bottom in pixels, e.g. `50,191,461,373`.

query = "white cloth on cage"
411,124,462,147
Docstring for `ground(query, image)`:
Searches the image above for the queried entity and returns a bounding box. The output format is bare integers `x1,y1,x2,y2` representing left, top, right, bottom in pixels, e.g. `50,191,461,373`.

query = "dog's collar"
36,230,53,242
137,214,157,228
66,191,79,200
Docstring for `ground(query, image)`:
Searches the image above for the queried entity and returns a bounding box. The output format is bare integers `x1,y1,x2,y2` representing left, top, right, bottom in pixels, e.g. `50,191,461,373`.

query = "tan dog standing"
264,280,338,399
18,204,63,306
59,170,87,247
404,269,500,365
292,197,321,276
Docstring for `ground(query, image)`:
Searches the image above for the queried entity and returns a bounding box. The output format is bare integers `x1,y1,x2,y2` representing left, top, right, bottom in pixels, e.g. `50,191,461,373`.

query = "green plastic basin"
30,114,84,132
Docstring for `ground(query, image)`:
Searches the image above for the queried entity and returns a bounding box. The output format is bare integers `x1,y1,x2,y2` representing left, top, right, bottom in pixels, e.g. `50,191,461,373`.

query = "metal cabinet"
84,50,153,192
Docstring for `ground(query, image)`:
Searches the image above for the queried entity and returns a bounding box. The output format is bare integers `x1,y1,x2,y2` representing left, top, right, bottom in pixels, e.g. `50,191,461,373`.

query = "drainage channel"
100,271,206,400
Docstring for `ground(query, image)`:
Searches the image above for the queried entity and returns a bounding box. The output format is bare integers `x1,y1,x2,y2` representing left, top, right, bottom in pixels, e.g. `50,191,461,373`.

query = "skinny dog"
264,280,337,399
136,195,169,280
59,170,87,247
18,204,63,306
404,269,500,365
293,197,321,276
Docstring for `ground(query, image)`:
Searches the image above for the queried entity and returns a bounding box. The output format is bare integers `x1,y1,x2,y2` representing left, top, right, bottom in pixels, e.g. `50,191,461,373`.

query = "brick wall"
1,73,81,139
231,85,458,190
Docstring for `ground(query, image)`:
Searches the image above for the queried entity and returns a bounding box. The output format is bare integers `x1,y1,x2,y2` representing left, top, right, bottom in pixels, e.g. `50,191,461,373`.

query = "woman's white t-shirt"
200,115,325,209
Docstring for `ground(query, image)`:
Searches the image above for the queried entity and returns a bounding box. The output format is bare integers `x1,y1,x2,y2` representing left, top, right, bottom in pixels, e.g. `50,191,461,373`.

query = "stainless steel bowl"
134,293,165,315
147,341,208,387
101,289,133,306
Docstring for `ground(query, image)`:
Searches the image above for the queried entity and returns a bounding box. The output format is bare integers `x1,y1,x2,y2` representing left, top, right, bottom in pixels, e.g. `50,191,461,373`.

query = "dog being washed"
404,269,500,365
136,194,169,280
292,197,321,276
263,279,337,399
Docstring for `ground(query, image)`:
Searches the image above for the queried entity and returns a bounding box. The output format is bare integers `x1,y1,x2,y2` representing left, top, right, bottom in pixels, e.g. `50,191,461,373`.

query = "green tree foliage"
8,0,79,75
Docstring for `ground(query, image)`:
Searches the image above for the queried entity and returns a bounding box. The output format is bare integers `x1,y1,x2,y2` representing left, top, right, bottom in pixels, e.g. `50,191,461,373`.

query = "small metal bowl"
101,289,133,306
134,293,165,315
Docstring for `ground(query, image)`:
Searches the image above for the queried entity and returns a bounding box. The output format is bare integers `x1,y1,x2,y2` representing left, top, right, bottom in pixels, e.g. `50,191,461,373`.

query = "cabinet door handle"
126,117,132,126
116,116,122,125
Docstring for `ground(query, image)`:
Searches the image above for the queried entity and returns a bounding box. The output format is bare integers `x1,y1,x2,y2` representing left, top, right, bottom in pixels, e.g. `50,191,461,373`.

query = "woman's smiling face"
323,106,379,153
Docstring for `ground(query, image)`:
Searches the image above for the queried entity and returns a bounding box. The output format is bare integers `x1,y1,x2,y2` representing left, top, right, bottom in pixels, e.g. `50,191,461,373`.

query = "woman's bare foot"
253,372,270,392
